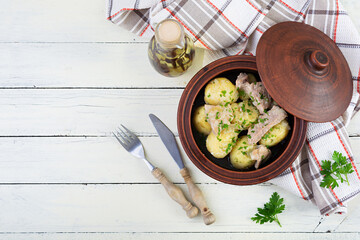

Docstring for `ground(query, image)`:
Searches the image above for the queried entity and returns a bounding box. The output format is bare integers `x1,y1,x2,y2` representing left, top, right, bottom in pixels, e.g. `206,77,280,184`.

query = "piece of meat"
236,72,248,85
235,73,272,114
204,104,234,135
250,145,271,169
251,82,272,113
248,105,287,144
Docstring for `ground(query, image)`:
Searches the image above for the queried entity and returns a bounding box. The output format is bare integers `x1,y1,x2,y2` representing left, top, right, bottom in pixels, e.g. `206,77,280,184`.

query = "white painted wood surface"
1,0,360,239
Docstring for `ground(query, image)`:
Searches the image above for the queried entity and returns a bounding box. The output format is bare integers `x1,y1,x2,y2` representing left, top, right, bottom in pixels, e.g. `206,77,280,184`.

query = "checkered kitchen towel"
107,0,360,215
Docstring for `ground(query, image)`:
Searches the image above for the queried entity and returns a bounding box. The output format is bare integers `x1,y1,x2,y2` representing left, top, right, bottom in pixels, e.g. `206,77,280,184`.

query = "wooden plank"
0,89,180,136
348,113,360,137
332,192,360,232
0,0,358,44
0,137,358,184
0,43,204,88
0,0,144,43
0,136,214,183
0,233,359,240
0,184,327,232
0,89,359,136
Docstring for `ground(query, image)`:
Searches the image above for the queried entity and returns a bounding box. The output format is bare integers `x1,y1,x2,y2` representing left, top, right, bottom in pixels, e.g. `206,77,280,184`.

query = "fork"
113,125,199,218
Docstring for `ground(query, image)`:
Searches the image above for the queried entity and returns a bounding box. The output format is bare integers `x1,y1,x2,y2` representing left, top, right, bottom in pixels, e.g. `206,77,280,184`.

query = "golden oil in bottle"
148,19,195,77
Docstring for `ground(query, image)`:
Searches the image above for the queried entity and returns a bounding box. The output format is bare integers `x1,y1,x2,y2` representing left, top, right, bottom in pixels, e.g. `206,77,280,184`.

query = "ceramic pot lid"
256,22,352,123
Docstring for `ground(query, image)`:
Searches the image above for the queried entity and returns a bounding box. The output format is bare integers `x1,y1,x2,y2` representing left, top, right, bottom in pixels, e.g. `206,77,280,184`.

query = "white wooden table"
1,1,360,239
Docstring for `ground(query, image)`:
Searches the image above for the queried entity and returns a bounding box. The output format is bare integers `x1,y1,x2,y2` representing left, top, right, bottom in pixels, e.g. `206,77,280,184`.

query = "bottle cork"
155,19,184,48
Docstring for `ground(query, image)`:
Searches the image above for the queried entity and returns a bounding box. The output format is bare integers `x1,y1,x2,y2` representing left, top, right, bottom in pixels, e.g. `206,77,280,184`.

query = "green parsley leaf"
251,192,285,227
320,151,354,189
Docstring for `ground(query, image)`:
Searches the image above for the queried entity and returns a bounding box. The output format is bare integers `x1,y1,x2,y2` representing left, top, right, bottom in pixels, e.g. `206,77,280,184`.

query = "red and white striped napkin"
107,0,360,215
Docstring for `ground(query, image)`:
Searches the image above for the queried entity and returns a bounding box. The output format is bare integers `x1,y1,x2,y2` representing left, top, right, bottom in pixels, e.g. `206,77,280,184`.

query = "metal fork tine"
113,132,128,148
121,124,137,139
117,127,131,143
113,125,151,169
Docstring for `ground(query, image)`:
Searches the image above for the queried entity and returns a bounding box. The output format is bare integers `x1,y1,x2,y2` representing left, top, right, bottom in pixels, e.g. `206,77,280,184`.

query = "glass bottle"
148,19,195,77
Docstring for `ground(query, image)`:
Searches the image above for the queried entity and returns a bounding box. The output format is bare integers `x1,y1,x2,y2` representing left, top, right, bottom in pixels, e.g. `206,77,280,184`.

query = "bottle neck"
155,19,185,49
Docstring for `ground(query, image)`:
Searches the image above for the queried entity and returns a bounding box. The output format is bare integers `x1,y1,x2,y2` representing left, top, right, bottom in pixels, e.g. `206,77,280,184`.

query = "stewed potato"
192,106,211,135
231,100,259,130
206,126,238,158
259,120,290,147
230,135,256,169
204,77,238,105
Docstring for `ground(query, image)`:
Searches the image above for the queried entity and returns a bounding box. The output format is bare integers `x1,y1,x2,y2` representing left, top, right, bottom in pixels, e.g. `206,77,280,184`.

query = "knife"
149,114,216,225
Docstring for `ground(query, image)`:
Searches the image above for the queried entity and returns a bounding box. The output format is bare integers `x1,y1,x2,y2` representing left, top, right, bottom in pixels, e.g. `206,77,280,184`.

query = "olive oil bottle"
148,19,195,77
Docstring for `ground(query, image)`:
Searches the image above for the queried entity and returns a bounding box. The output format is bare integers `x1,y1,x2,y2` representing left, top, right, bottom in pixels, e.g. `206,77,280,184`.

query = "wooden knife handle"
152,167,199,218
180,167,216,225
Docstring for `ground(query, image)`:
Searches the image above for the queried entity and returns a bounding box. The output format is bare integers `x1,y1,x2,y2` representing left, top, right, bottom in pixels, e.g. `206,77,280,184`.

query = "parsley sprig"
251,192,285,227
320,151,354,189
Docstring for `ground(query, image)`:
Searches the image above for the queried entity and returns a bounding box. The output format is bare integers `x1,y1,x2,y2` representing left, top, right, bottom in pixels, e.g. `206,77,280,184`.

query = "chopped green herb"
238,89,247,98
260,93,264,99
225,137,237,153
259,118,268,123
241,104,246,112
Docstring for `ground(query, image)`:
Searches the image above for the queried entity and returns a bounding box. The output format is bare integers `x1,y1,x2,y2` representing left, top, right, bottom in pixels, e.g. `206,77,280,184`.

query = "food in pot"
204,104,234,135
204,77,239,105
194,72,290,170
206,126,238,158
247,73,257,84
259,120,290,147
236,73,272,114
248,105,287,145
230,135,256,169
192,106,211,135
231,100,259,130
250,145,271,169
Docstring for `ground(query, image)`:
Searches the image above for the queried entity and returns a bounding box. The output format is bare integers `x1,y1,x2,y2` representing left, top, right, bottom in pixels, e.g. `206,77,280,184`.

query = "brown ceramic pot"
177,55,307,185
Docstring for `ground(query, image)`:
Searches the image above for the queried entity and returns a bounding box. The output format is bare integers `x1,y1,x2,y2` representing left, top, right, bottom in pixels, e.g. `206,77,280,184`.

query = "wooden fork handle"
152,167,199,218
180,167,216,225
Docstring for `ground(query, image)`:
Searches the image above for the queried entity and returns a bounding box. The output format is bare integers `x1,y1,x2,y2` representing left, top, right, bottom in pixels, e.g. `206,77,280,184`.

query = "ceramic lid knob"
307,50,329,71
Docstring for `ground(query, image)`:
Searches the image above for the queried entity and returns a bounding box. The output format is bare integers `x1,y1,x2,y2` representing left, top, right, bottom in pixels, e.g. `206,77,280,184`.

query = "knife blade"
149,113,185,170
